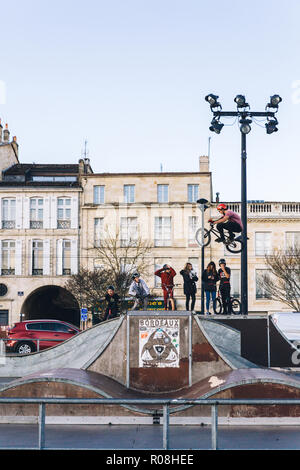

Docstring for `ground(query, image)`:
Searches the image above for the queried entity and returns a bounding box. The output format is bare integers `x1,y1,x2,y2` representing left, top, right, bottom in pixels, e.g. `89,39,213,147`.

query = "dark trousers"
217,221,242,239
220,285,231,314
104,306,118,321
185,292,196,311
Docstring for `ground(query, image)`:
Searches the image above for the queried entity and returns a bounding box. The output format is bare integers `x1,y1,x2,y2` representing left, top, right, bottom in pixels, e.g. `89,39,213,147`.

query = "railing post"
211,403,218,450
163,404,170,450
38,403,46,450
37,340,40,352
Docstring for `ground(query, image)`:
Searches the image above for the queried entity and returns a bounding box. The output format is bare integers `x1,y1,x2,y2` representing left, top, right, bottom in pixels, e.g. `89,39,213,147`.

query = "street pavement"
0,424,300,450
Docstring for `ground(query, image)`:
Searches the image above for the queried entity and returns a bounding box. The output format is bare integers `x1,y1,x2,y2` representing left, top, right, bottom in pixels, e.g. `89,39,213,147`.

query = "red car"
6,319,80,354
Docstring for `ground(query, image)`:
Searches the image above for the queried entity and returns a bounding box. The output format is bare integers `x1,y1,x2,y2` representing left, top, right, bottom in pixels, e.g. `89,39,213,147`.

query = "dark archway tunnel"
21,286,80,327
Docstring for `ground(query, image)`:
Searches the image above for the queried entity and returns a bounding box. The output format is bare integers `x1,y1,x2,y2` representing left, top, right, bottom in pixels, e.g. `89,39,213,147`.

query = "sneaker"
215,237,225,243
228,234,235,241
206,311,211,315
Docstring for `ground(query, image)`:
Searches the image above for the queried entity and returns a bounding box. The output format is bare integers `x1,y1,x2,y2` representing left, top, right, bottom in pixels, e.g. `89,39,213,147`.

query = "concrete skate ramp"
0,317,124,377
2,367,300,418
215,316,298,367
195,317,258,370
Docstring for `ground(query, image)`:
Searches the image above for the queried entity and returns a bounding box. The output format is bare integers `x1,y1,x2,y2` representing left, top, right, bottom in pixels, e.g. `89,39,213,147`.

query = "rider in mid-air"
210,203,243,243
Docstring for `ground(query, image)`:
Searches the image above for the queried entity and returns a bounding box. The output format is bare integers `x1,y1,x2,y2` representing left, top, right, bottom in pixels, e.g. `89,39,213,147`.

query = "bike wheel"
195,228,211,247
231,298,241,315
225,238,243,253
213,298,223,315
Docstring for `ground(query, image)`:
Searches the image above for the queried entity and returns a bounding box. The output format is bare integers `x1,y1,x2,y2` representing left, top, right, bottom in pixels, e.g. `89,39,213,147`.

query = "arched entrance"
21,286,80,327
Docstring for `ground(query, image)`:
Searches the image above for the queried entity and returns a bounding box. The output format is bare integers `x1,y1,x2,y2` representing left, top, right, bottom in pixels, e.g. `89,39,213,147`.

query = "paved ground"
1,424,300,450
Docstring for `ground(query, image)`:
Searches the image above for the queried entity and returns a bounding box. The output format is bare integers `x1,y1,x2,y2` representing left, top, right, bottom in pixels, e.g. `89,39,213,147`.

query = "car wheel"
15,342,36,354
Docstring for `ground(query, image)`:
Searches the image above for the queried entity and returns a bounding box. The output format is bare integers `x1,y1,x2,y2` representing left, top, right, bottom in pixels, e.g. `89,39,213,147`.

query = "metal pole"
211,403,218,450
163,404,170,450
38,403,46,450
267,315,271,367
241,131,248,314
200,205,205,315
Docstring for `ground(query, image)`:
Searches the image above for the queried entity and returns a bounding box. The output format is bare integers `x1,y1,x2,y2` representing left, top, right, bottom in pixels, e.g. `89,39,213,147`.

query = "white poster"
139,318,180,368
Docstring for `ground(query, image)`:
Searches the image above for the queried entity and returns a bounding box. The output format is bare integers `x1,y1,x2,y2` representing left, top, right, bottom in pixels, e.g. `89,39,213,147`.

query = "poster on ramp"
139,318,180,368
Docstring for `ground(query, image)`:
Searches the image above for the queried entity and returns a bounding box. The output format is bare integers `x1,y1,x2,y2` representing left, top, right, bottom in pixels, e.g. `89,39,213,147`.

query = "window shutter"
16,197,22,229
43,239,50,276
71,196,78,229
28,239,33,275
56,239,63,275
15,240,22,275
23,197,30,229
0,240,2,274
43,197,50,229
70,239,78,274
50,197,57,229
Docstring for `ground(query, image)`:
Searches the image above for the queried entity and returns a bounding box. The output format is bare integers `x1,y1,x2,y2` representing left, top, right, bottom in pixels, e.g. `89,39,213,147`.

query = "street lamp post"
197,198,209,314
205,94,282,315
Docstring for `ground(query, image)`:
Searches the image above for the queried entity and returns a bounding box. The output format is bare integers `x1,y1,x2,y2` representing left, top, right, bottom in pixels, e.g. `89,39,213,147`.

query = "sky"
0,0,299,202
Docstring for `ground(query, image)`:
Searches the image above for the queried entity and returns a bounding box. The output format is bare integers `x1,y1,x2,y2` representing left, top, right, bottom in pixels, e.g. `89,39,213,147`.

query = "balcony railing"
1,269,15,275
30,221,43,229
57,220,71,229
216,203,300,217
2,221,15,229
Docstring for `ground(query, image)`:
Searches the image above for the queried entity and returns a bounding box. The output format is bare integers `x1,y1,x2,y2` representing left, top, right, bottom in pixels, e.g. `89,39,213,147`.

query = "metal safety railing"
0,337,64,354
0,397,300,450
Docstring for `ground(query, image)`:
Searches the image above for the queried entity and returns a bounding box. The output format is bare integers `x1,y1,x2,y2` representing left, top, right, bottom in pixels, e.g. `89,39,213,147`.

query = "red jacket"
155,267,176,289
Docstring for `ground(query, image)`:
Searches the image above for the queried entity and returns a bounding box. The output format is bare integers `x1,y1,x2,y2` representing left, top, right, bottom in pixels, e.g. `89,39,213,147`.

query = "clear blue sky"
0,0,298,201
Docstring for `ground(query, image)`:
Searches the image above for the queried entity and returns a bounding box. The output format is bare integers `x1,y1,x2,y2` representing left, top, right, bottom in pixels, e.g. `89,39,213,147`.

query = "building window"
256,269,271,299
124,185,135,204
255,232,271,256
57,198,71,229
30,198,43,229
154,217,171,247
62,240,71,275
231,270,240,298
1,240,15,275
93,185,105,204
157,185,169,203
2,198,16,229
187,185,199,203
286,232,300,250
120,217,138,247
32,240,43,275
94,218,104,247
188,216,198,246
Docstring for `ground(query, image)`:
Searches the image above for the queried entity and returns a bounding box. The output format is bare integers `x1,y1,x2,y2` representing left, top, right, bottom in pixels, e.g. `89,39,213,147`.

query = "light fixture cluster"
205,94,282,135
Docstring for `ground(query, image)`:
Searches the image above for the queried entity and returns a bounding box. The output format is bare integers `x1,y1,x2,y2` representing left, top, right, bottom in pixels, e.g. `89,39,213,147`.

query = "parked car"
6,319,80,354
271,312,300,343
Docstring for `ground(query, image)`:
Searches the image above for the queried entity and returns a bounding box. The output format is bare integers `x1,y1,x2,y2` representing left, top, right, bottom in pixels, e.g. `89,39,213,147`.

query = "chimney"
11,136,19,158
78,158,85,175
3,123,10,143
199,155,209,172
216,192,220,203
0,119,2,143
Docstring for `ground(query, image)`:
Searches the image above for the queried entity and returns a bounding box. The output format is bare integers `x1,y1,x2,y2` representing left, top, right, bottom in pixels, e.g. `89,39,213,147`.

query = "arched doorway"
21,286,80,327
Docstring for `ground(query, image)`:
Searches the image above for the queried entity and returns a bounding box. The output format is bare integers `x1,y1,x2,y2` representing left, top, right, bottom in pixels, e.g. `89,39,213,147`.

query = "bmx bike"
213,289,241,315
195,222,244,254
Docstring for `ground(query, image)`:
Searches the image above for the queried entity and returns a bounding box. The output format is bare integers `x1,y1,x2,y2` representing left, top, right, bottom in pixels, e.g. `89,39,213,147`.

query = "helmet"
107,285,115,291
218,258,226,266
217,203,227,211
132,272,140,279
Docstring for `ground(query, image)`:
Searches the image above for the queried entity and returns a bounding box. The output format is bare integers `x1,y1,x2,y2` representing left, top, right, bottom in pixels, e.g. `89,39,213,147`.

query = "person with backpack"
202,262,218,315
180,262,198,312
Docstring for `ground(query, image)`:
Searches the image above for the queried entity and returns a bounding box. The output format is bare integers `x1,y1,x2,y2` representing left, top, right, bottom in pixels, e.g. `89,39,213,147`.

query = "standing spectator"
155,264,176,311
202,262,218,315
103,286,120,321
128,273,150,310
218,258,231,314
180,262,198,312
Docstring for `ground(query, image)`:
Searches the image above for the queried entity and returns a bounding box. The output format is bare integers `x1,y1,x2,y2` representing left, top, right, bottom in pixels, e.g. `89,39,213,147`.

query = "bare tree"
92,227,153,300
259,245,300,311
64,268,110,312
